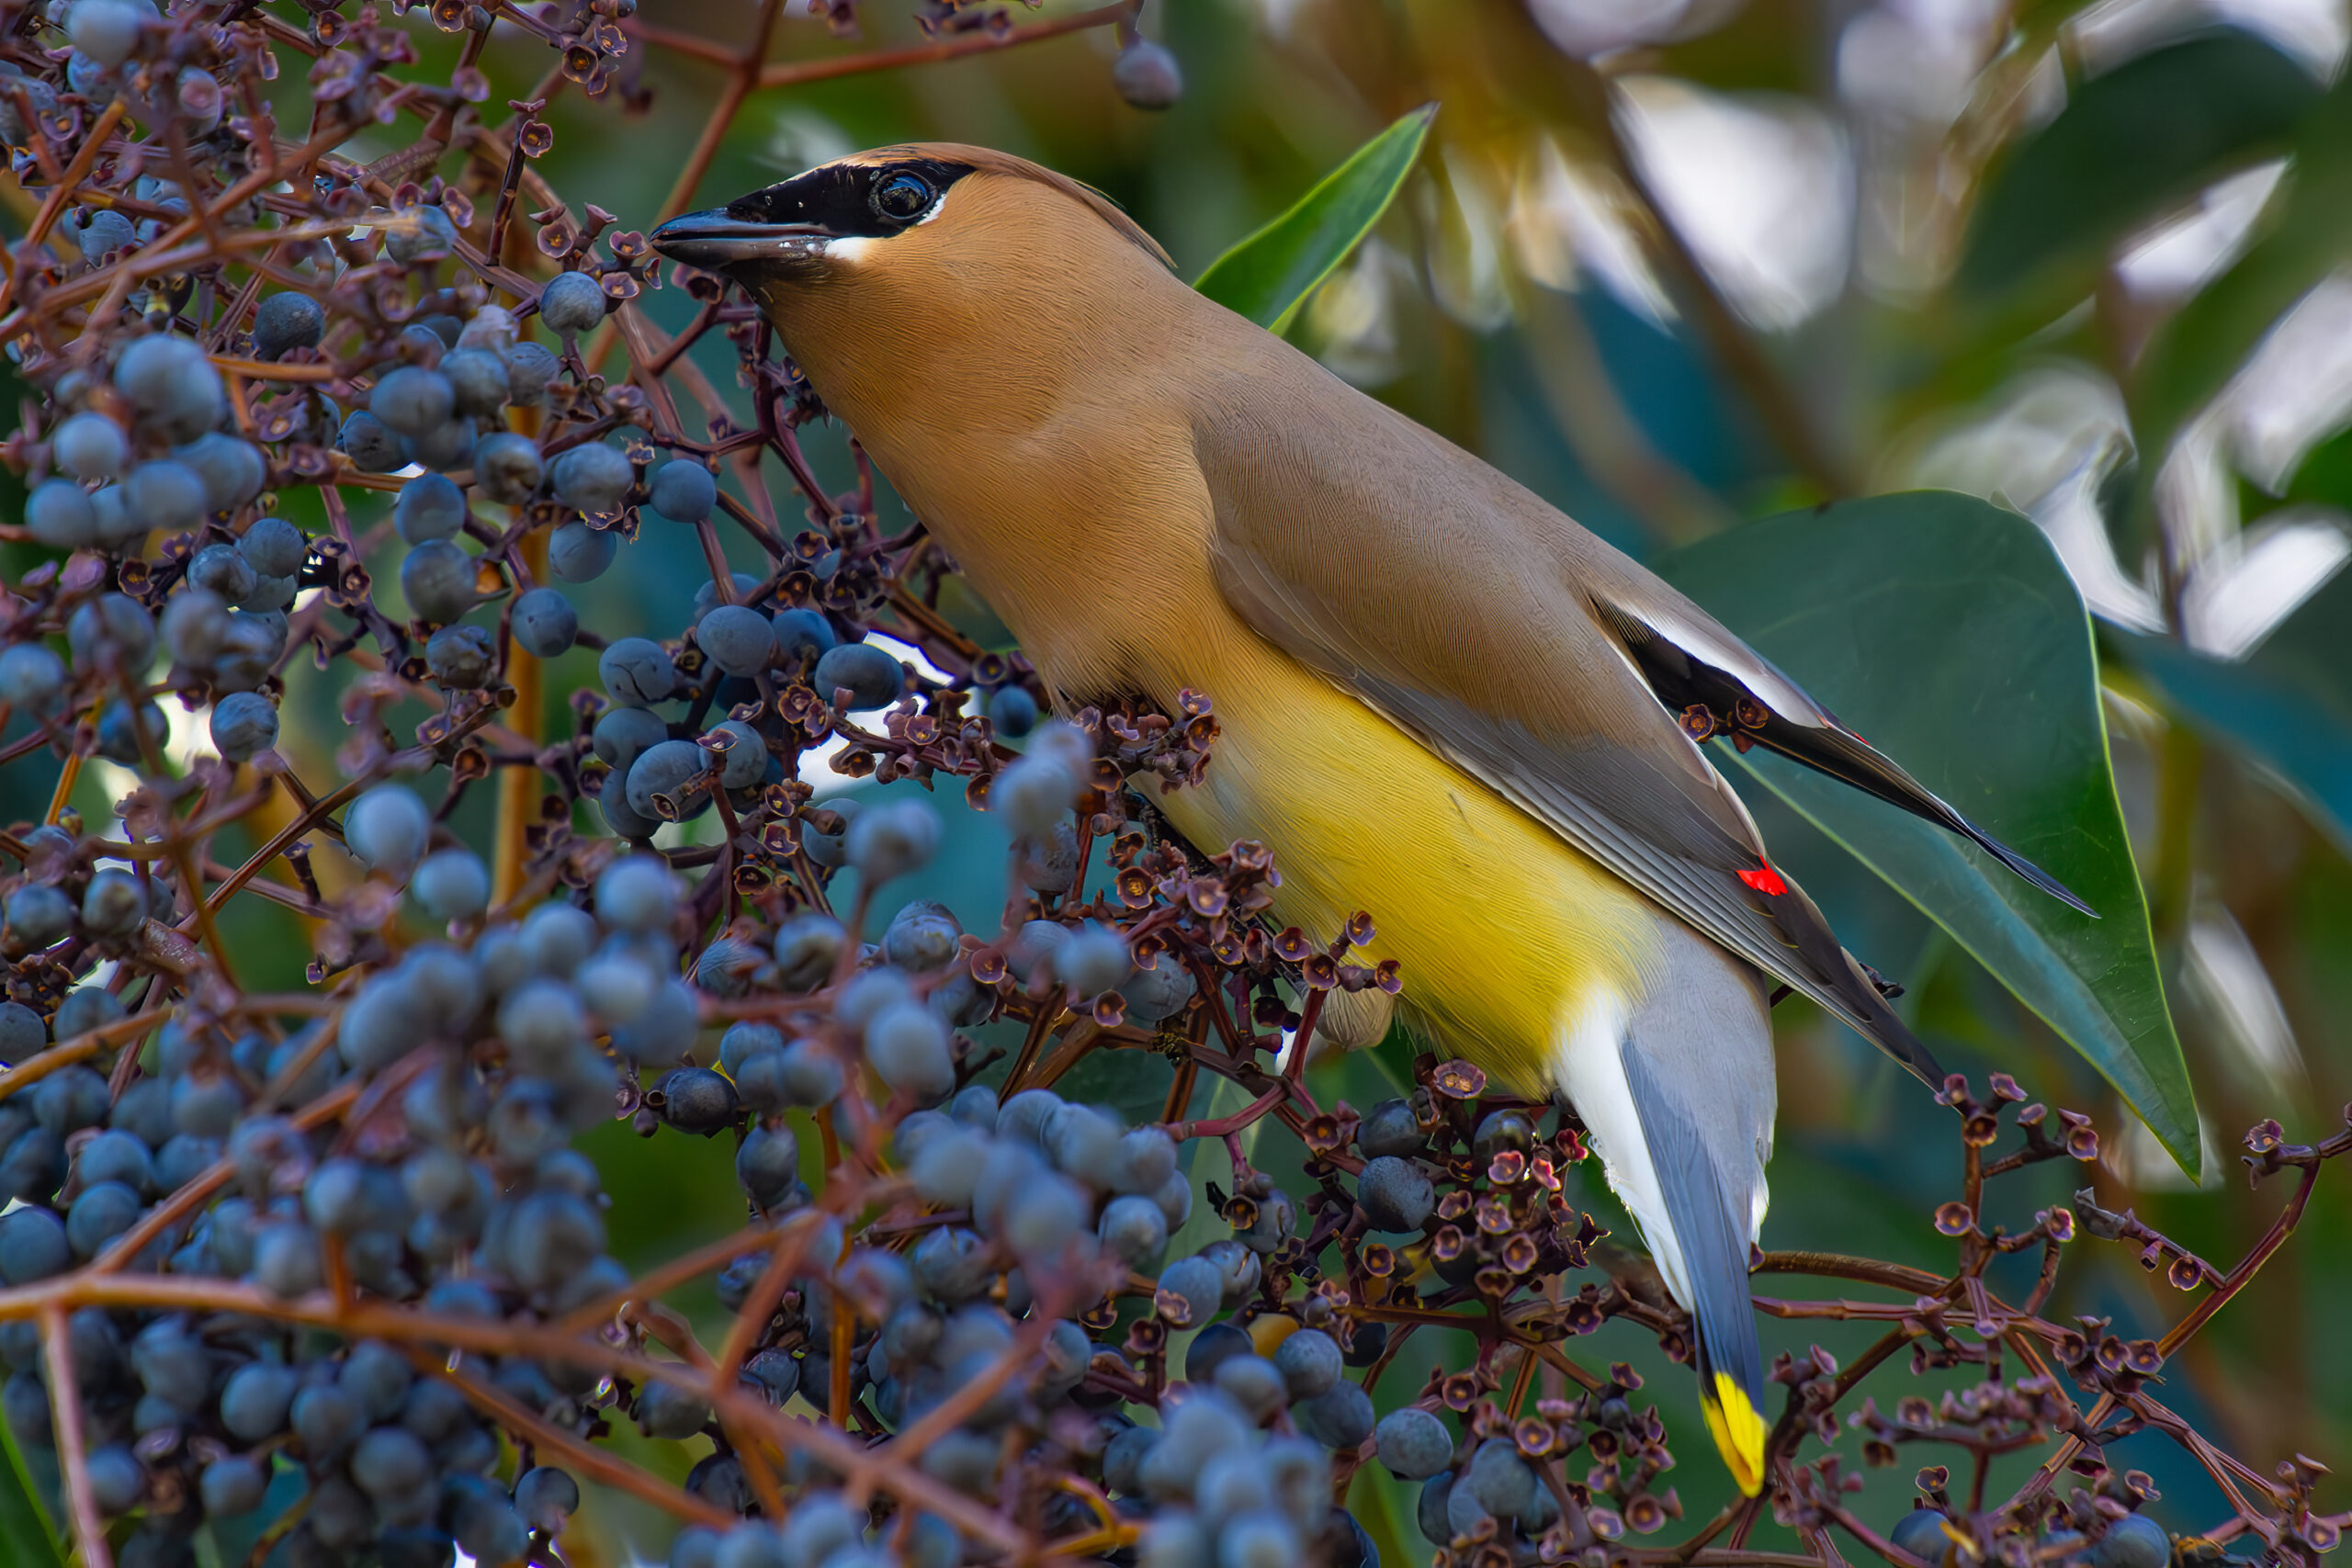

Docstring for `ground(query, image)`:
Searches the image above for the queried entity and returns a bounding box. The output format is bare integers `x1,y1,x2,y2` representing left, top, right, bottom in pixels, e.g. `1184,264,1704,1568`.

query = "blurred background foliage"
12,0,2352,1560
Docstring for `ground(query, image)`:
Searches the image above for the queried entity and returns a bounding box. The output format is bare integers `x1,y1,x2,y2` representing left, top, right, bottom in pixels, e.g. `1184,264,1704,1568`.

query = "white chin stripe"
819,234,876,266
1549,988,1696,1313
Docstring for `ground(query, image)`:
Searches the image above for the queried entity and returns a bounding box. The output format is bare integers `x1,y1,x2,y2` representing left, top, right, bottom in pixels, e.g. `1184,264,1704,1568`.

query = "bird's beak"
649,208,833,271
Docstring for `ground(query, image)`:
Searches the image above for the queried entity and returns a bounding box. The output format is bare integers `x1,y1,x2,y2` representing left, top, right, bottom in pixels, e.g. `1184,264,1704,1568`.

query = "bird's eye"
870,173,934,223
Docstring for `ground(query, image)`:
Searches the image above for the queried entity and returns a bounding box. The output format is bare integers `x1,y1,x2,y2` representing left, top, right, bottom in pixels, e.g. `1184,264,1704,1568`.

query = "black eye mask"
725,159,975,239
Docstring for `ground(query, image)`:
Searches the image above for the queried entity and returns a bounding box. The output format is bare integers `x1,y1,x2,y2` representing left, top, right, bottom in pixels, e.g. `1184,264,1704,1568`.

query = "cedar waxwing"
650,146,2088,1495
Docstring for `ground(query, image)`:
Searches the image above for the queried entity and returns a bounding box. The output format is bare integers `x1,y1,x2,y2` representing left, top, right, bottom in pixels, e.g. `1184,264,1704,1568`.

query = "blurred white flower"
1302,237,1416,387
2114,160,2285,301
1908,366,2167,627
762,107,854,175
2184,894,2308,1104
2071,0,2348,78
1527,0,1747,57
1506,136,1676,324
2178,507,2349,657
1614,76,1855,331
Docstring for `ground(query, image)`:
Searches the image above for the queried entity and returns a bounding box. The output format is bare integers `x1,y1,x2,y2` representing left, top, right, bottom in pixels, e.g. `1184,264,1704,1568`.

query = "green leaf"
1959,30,2318,305
0,1413,64,1568
1193,105,1436,334
2109,565,2352,852
1657,491,2198,1175
2129,69,2352,480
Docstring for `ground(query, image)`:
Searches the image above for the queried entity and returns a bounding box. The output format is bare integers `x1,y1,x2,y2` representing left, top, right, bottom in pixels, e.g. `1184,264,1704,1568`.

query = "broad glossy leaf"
1658,492,2197,1173
2130,71,2352,481
1960,29,2316,304
0,1418,63,1568
2111,565,2352,852
1193,105,1436,333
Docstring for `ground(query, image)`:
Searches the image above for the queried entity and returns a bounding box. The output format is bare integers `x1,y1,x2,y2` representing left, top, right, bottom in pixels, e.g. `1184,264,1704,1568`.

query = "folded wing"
1188,354,1975,1084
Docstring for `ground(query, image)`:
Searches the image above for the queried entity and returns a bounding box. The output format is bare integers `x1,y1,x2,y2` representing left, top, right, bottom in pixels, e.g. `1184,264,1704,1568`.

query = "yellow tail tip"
1701,1371,1768,1496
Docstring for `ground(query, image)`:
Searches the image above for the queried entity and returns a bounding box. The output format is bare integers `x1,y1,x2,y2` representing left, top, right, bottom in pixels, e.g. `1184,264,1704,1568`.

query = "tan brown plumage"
651,145,2086,1493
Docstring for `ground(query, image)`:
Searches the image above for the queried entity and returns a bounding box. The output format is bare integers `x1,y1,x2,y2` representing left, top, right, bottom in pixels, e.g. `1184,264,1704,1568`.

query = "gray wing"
1184,341,1940,1083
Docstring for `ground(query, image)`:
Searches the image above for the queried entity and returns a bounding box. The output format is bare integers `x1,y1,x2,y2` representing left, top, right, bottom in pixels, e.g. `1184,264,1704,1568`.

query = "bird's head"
647,143,1173,320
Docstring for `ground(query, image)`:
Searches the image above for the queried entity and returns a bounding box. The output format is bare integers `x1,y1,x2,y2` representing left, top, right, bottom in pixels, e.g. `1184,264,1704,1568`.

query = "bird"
650,145,2090,1495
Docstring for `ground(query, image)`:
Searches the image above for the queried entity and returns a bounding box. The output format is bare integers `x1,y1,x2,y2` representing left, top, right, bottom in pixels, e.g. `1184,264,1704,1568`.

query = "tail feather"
1621,1038,1770,1496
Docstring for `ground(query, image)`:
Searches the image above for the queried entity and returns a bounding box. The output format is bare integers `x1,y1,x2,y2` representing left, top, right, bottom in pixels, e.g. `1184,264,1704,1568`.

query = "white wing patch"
1637,604,1825,728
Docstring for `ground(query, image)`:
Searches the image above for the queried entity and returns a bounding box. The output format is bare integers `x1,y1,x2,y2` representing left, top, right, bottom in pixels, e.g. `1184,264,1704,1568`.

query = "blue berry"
992,755,1078,840
1112,35,1183,108
2093,1517,2167,1568
409,413,479,472
0,999,43,1057
772,913,844,989
345,784,431,876
53,410,128,479
595,855,678,931
988,684,1038,736
1295,1380,1374,1450
599,637,676,705
649,459,718,522
220,1360,300,1440
512,586,577,657
1893,1510,1951,1565
424,623,494,688
513,1466,579,1531
1057,922,1130,997
74,208,134,262
198,1453,268,1519
175,432,266,511
350,1425,434,1501
394,472,467,544
710,719,766,790
735,1124,801,1209
237,514,306,578
812,641,903,710
369,366,456,438
845,798,939,885
187,541,258,604
252,291,324,360
1097,1194,1169,1268
550,442,633,514
116,333,225,437
441,347,509,418
386,204,458,265
66,1179,143,1258
537,272,606,335
1357,1099,1425,1158
26,479,98,548
209,691,278,761
0,644,66,710
412,848,490,920
1358,1156,1434,1234
592,705,667,782
882,900,962,972
506,341,560,403
472,431,544,505
697,604,775,677
772,608,836,664
66,0,146,69
399,538,479,623
0,1206,69,1284
126,457,208,532
1375,1406,1453,1479
1273,1328,1342,1400
85,1444,145,1515
865,1002,956,1102
624,739,710,822
338,410,405,472
548,520,616,582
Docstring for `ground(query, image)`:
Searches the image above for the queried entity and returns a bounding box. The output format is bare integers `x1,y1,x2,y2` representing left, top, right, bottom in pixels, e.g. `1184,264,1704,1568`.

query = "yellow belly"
1147,634,1661,1093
